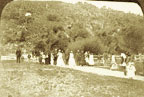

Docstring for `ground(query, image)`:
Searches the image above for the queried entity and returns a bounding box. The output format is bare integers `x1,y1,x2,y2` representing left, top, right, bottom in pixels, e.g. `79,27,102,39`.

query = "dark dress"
75,52,81,66
80,52,86,66
45,54,51,64
53,52,58,65
39,55,42,64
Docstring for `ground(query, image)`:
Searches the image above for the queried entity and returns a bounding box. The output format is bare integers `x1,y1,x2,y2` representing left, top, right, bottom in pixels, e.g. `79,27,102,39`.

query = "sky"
14,0,143,16
62,0,143,16
86,1,143,16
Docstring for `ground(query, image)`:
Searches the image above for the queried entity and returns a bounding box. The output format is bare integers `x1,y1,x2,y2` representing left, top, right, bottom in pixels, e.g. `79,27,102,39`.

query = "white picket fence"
1,55,16,60
93,55,144,62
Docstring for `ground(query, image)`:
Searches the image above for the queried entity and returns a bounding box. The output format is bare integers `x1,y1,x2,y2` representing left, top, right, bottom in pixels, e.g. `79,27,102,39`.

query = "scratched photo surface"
0,0,144,97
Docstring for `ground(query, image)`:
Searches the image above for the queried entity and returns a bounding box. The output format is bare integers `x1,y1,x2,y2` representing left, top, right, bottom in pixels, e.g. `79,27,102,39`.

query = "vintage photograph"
0,0,144,97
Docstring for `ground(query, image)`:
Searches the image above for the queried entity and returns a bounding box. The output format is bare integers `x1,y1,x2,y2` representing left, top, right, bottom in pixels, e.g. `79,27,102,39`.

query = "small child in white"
126,62,136,79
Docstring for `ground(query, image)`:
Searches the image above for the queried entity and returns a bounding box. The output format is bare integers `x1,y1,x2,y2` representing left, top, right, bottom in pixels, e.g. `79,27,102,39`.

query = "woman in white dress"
89,53,95,65
84,51,89,64
50,53,54,65
121,53,127,66
126,62,136,79
110,54,118,70
68,51,77,67
42,53,46,64
121,53,127,75
56,50,65,66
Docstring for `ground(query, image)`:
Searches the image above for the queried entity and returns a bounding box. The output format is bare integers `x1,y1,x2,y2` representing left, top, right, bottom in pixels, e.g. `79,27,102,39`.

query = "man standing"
76,50,81,66
16,48,22,63
121,53,127,75
53,49,58,65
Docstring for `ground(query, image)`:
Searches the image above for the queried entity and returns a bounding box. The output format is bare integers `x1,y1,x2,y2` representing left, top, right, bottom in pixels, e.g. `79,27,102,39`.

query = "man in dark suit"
16,48,22,63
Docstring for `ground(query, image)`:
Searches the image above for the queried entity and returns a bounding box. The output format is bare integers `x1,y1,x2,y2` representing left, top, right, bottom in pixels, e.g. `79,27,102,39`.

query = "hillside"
1,1,144,54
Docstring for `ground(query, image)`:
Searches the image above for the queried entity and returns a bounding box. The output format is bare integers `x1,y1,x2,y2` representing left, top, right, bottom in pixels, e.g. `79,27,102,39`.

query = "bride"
56,50,65,66
68,51,77,67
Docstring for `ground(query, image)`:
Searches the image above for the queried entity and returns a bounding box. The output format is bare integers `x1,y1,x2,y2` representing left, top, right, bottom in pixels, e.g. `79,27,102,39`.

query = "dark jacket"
16,49,21,57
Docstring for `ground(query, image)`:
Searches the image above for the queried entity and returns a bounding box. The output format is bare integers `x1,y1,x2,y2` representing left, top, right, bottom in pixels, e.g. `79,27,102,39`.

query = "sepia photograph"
0,0,144,97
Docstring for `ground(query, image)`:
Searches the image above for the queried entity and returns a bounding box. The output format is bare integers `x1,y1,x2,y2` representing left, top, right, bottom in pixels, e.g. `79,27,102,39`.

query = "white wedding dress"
56,52,65,66
68,52,77,67
89,54,95,65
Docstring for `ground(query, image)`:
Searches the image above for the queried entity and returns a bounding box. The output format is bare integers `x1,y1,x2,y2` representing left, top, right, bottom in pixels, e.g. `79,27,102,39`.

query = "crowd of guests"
16,48,136,79
37,49,95,67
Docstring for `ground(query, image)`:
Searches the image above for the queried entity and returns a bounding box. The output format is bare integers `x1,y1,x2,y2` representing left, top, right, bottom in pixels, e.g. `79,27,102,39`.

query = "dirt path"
60,65,144,81
0,61,144,81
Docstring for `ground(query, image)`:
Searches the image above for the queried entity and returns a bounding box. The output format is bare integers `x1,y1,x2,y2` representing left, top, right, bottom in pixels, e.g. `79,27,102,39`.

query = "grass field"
0,61,144,97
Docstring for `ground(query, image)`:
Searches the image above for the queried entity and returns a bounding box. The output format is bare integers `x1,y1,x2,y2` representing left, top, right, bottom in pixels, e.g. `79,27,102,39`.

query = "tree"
118,25,144,54
1,1,144,54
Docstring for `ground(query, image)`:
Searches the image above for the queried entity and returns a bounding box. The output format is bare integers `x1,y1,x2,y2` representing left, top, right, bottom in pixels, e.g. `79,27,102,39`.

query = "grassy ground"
0,61,144,97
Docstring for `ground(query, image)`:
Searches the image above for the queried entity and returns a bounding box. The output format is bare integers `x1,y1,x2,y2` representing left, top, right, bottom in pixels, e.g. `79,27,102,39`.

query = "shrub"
67,38,107,54
135,62,144,76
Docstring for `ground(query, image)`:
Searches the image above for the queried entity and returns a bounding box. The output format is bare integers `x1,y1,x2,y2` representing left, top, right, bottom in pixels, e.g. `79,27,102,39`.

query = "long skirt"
89,58,94,65
57,57,65,66
51,58,54,65
127,70,135,78
68,58,77,67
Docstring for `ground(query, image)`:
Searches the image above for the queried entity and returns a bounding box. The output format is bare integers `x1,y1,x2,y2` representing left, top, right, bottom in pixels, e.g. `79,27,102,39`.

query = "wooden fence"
93,55,144,63
1,54,144,63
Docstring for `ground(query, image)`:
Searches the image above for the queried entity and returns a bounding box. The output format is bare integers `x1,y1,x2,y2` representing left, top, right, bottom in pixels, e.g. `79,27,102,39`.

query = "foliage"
118,25,144,54
67,38,107,54
1,1,144,54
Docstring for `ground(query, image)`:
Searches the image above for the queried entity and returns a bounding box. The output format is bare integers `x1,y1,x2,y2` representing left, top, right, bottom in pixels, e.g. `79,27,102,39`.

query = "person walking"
16,48,22,63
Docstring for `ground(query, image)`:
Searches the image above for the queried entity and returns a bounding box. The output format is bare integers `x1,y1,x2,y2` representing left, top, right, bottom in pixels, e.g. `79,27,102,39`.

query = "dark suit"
16,49,21,63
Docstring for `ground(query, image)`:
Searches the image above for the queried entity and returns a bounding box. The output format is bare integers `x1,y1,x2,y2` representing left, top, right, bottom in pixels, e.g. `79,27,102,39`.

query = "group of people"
110,53,136,79
121,53,136,79
38,49,95,67
16,48,136,79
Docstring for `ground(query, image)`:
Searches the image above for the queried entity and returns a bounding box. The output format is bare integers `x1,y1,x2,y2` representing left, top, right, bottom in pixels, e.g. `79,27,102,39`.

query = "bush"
135,62,144,76
67,38,107,54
